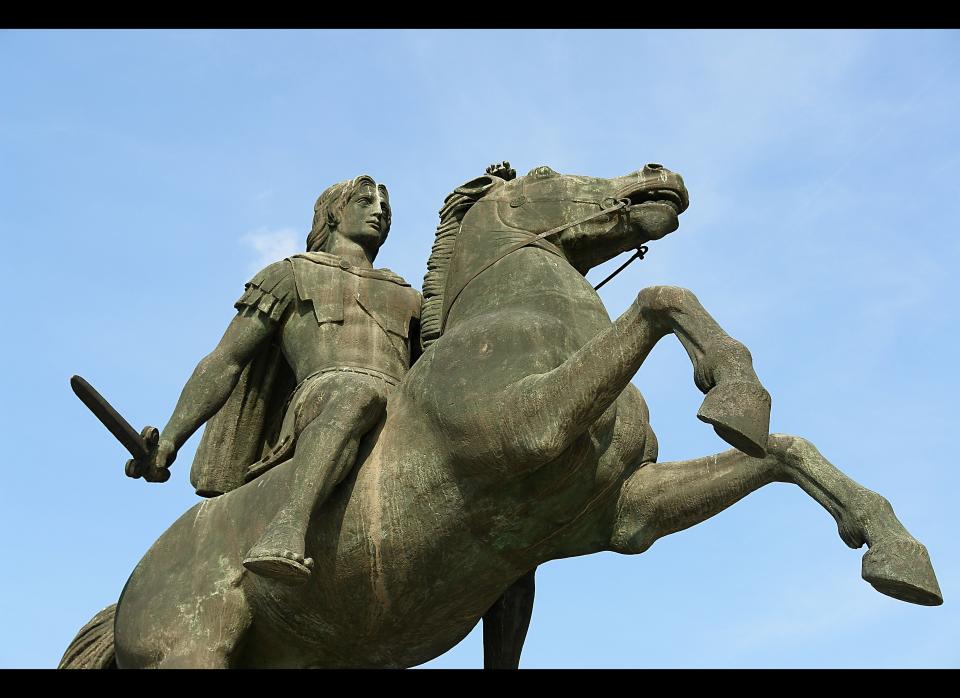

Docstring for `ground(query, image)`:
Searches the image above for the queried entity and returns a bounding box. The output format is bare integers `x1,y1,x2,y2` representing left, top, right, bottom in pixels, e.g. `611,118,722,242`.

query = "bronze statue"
62,163,942,669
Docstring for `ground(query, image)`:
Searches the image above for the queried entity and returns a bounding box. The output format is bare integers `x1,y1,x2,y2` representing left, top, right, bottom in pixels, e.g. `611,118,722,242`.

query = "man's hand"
125,427,177,483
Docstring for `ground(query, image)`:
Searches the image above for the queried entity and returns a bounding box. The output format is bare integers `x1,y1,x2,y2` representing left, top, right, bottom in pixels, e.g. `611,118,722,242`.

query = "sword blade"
70,375,150,460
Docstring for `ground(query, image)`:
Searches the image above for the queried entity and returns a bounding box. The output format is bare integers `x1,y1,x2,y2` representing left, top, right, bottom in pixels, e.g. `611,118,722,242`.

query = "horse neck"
435,207,622,562
441,210,599,332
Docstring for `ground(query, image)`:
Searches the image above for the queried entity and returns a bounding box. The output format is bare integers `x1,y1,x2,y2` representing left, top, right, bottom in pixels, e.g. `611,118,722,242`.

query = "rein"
592,245,648,291
440,197,645,332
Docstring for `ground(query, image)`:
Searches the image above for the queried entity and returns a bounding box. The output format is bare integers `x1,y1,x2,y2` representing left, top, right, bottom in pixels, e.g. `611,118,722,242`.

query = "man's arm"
137,310,276,481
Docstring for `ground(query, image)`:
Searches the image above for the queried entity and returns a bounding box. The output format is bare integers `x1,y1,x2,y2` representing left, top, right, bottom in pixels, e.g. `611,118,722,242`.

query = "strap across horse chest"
440,198,636,332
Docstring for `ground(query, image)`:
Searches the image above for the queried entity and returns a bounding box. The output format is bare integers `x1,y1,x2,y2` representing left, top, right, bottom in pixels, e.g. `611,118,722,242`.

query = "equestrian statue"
61,162,942,669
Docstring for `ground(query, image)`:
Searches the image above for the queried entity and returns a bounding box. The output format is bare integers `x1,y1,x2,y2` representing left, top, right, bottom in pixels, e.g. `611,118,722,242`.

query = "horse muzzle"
616,163,690,215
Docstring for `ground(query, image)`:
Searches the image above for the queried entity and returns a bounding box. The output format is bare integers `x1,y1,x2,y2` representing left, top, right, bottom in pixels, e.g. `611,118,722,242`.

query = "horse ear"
527,165,558,179
454,175,502,199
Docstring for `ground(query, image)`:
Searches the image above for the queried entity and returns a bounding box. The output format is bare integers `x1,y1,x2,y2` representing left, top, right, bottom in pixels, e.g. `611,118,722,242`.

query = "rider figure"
136,175,421,583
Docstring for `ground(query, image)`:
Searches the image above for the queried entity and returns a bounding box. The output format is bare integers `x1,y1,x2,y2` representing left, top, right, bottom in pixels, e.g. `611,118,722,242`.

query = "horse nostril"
645,163,663,171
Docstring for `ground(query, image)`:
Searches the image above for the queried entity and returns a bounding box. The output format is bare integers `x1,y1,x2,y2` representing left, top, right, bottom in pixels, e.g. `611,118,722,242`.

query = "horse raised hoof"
696,381,771,459
862,537,943,606
243,554,314,585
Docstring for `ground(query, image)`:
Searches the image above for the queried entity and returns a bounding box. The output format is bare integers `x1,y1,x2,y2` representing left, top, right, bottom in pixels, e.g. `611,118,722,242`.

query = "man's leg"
243,375,387,583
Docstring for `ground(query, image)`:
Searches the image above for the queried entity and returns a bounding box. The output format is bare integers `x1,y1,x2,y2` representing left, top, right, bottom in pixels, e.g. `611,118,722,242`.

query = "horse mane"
420,188,486,350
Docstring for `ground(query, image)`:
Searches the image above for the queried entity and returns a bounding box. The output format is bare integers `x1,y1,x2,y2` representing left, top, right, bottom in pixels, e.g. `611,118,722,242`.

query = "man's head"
306,175,392,257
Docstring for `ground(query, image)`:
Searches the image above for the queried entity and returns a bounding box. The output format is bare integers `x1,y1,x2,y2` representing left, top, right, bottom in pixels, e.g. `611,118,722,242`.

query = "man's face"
337,181,388,251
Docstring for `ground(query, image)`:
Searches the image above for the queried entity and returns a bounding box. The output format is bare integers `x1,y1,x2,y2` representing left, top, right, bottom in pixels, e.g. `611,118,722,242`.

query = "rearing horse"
62,163,942,669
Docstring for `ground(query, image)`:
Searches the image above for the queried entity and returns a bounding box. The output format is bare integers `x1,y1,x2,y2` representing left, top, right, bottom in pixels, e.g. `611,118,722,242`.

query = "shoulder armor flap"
290,256,343,325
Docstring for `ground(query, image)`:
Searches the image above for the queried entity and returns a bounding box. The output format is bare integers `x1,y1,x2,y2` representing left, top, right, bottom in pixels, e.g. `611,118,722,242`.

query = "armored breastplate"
289,252,421,380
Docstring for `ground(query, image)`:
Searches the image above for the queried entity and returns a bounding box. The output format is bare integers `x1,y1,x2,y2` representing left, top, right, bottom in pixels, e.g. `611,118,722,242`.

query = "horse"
61,163,942,669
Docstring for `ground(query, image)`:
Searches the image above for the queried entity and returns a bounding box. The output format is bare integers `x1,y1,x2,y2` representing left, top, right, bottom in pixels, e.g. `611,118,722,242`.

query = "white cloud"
241,227,300,271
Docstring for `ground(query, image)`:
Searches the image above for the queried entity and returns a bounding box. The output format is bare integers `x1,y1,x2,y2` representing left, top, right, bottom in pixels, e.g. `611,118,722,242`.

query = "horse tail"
58,604,117,669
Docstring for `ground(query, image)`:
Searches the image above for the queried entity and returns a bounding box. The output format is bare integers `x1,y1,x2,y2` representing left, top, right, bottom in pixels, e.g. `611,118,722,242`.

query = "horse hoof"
696,381,771,458
862,537,943,606
243,555,312,585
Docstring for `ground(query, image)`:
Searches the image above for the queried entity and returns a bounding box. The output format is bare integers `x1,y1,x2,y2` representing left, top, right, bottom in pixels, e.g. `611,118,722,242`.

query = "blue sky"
1,29,958,668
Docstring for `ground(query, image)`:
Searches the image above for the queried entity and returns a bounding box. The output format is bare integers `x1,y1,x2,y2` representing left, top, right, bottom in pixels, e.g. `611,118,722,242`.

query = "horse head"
424,163,691,344
458,163,689,274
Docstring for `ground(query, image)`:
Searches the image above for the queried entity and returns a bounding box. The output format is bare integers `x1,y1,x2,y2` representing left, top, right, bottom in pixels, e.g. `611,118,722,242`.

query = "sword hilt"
125,426,161,480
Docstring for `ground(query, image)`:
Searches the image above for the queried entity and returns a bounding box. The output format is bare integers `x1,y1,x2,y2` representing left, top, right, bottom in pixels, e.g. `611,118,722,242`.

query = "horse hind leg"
610,434,942,606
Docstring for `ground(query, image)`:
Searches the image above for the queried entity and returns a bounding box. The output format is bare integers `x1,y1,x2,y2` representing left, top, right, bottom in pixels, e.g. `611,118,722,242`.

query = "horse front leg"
772,434,942,605
610,434,942,606
636,286,771,457
488,286,770,467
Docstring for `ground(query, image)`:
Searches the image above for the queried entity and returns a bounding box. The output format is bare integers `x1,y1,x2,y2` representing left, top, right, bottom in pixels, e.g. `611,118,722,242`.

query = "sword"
70,374,168,481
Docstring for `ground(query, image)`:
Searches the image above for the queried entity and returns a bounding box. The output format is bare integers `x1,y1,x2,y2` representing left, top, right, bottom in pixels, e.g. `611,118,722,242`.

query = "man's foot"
243,551,314,584
244,533,314,585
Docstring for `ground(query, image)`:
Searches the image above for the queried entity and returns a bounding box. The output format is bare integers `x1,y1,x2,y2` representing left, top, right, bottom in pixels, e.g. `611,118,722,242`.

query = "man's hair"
306,175,391,254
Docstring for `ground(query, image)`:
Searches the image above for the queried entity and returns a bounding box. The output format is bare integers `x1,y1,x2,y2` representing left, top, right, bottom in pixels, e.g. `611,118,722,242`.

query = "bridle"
439,196,647,332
